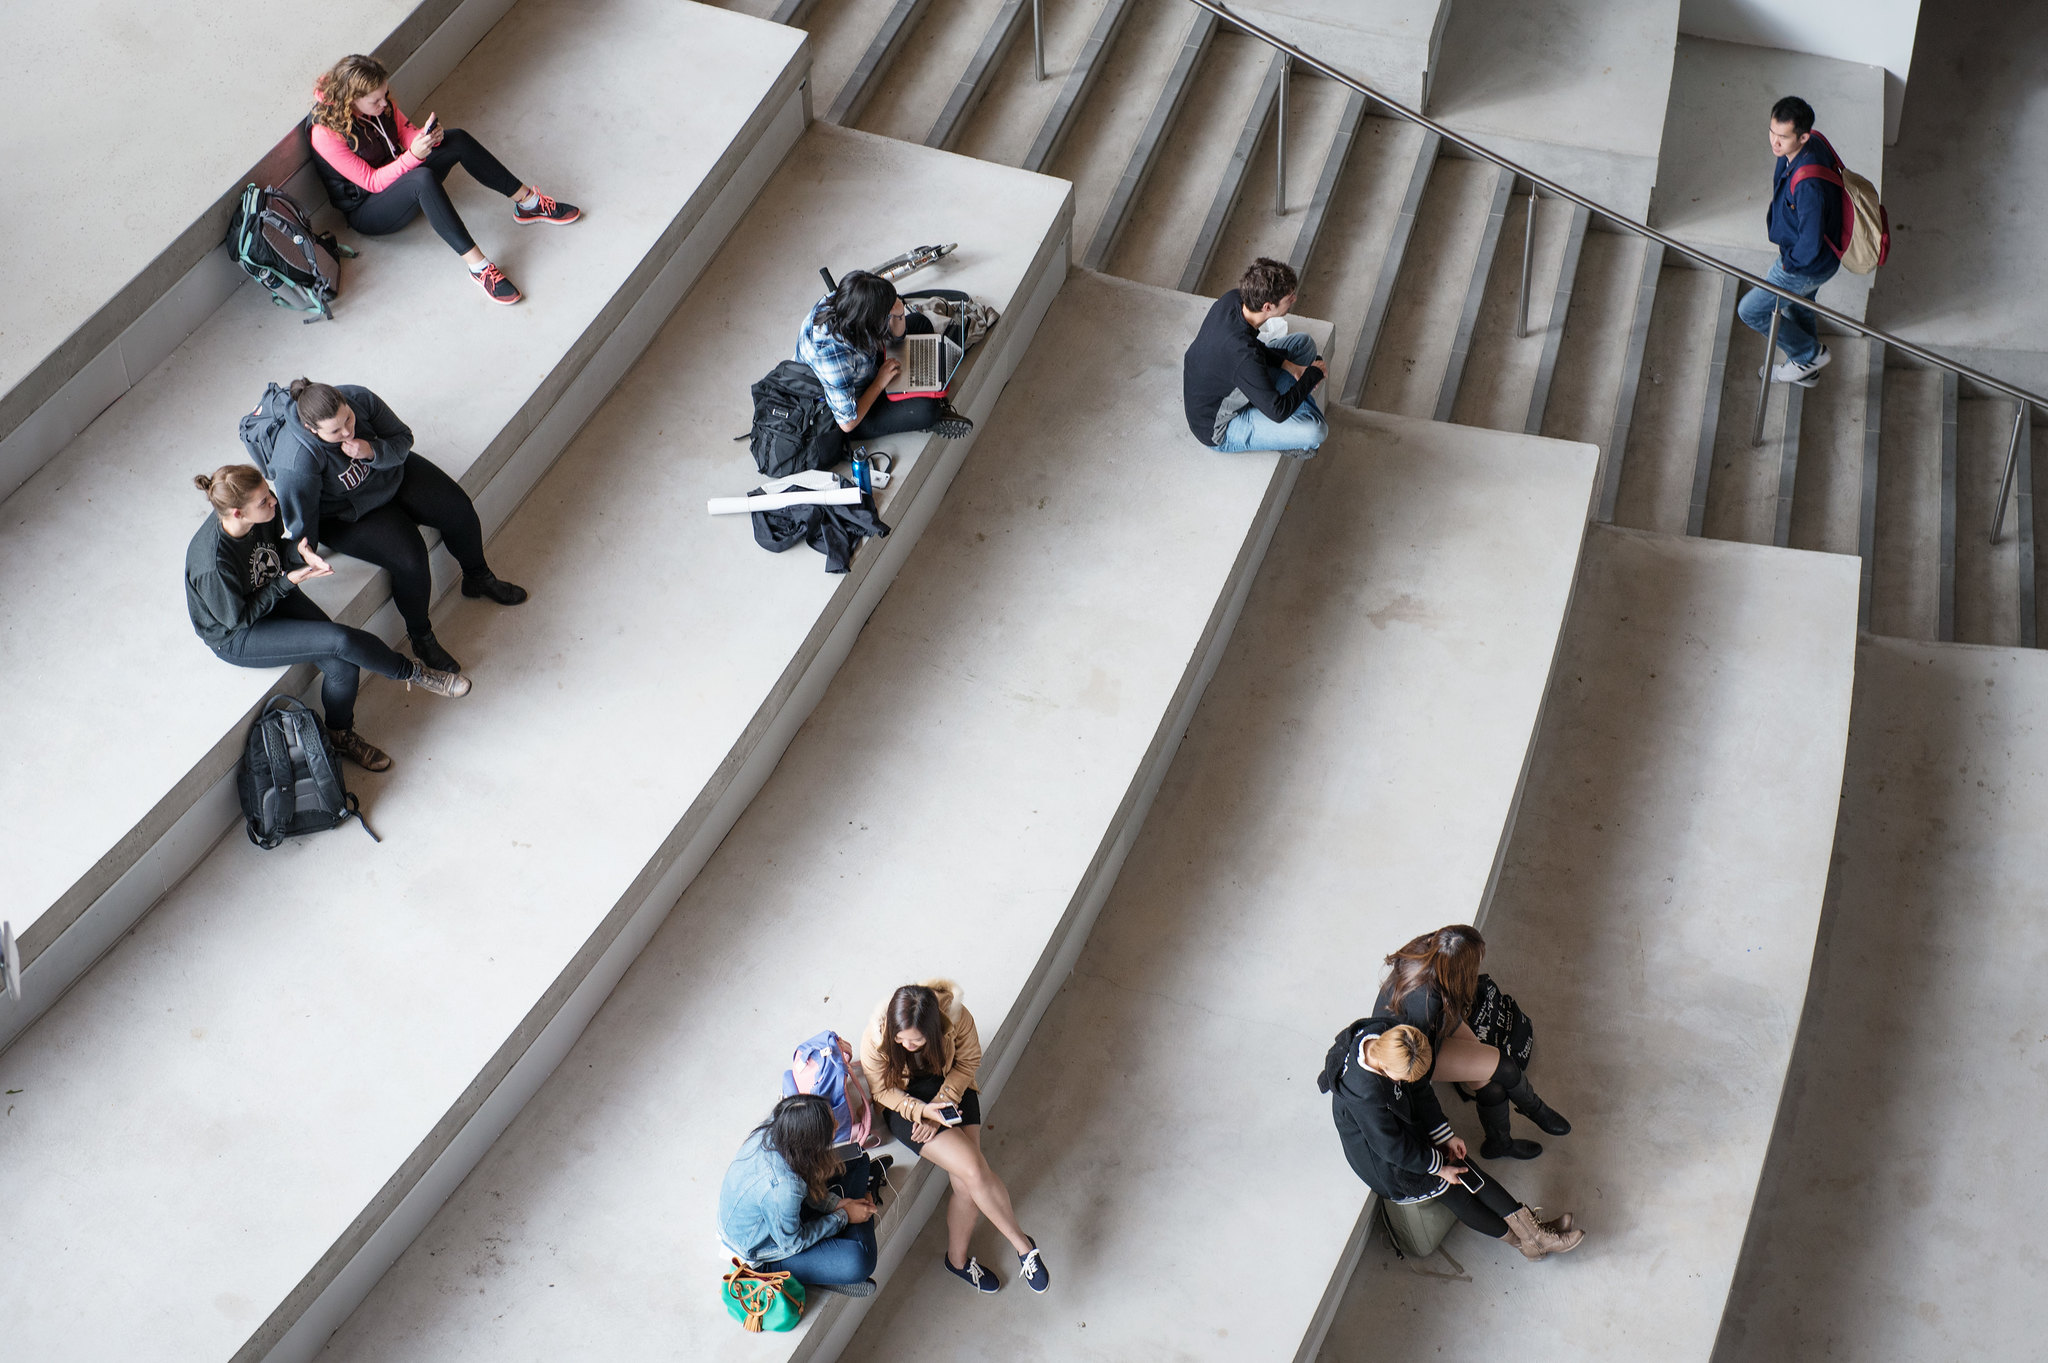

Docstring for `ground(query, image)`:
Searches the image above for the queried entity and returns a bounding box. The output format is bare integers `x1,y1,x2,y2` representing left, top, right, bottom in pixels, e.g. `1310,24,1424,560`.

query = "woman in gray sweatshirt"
185,464,470,770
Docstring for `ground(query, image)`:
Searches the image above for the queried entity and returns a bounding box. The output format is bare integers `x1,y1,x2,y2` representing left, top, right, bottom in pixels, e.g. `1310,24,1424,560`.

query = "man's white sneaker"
1766,346,1831,388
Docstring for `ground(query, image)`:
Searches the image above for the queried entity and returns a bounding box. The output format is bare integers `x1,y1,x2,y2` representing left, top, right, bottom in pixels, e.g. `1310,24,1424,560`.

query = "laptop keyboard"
905,337,940,391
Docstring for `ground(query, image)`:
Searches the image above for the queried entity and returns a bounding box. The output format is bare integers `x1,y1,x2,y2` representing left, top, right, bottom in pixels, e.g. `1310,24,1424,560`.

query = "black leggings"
849,313,946,440
322,455,490,638
1436,1163,1523,1240
1472,1049,1526,1107
346,129,522,255
214,592,412,733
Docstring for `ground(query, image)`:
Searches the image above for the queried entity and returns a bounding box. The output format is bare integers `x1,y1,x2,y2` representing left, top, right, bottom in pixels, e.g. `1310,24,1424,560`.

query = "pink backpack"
781,1031,878,1149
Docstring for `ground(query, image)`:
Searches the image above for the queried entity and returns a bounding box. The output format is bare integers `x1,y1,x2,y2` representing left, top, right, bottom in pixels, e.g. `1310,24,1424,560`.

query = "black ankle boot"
1505,1076,1572,1136
461,569,528,605
409,630,462,674
1477,1098,1542,1160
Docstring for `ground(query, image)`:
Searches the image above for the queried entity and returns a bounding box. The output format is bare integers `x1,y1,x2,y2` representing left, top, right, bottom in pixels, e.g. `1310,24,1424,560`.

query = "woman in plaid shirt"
796,272,973,441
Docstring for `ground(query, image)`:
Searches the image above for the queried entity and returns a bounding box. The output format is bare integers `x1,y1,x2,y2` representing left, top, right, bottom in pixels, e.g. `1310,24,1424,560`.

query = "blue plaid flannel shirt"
795,294,877,427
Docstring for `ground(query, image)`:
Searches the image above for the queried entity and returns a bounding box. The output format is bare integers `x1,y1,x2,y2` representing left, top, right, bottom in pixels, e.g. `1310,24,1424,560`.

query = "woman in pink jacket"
308,54,579,305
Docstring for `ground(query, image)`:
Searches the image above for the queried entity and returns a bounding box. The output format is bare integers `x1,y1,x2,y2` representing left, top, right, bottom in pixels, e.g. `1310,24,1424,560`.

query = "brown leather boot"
328,728,392,772
1503,1206,1584,1261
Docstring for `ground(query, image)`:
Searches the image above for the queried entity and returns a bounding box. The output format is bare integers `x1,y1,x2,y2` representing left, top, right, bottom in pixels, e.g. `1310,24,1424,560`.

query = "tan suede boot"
1504,1206,1585,1260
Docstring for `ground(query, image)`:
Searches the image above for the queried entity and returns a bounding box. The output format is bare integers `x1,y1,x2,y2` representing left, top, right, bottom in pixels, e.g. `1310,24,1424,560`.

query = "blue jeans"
214,591,412,733
1215,331,1328,456
1737,260,1837,366
757,1154,878,1286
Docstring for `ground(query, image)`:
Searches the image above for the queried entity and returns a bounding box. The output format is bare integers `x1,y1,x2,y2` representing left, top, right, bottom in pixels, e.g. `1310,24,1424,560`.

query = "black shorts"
884,1073,982,1153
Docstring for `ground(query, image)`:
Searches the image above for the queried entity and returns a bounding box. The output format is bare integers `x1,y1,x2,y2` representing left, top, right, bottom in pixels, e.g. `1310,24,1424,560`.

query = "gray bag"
1379,1193,1457,1260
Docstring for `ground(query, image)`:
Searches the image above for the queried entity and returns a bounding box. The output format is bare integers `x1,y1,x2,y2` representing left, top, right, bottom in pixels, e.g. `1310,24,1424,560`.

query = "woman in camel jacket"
858,980,1049,1297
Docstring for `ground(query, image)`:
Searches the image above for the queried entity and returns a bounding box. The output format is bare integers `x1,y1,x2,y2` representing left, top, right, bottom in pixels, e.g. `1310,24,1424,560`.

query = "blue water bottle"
850,446,873,498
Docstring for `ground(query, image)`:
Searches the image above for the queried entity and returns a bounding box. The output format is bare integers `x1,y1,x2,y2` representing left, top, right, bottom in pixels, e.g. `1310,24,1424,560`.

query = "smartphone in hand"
933,1102,963,1127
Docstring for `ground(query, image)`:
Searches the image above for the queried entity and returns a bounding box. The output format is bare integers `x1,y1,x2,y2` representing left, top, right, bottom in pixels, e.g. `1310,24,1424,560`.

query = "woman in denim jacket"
718,1095,881,1298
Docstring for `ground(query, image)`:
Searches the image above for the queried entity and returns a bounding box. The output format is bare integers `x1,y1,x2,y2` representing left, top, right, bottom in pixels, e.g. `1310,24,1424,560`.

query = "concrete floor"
0,0,414,407
1322,525,1860,1363
1715,637,2048,1362
843,406,1598,1363
0,124,1071,1363
1231,0,1447,108
305,273,1300,1362
0,0,806,949
1428,0,1679,219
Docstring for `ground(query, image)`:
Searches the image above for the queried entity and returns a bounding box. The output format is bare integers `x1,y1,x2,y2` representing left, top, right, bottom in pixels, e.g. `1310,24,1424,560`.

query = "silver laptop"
884,308,967,397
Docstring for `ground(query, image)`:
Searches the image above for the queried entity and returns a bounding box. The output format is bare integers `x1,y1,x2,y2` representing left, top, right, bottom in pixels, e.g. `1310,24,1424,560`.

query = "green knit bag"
722,1259,806,1332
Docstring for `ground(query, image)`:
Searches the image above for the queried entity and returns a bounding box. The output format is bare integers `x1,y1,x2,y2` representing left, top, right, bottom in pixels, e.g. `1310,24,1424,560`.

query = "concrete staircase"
6,1,2037,1361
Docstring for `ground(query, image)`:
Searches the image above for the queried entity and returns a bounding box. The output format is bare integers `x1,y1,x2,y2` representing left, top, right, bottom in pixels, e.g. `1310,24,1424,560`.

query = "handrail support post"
1994,401,2028,545
1752,299,1781,448
1517,185,1535,338
1032,0,1044,80
1275,57,1289,214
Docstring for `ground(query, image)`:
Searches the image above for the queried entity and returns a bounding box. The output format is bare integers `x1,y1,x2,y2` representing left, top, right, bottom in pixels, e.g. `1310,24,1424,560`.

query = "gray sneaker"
405,662,472,698
808,1278,879,1298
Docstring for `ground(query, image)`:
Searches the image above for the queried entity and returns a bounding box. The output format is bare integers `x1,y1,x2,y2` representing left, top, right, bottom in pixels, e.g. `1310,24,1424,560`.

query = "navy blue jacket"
270,385,414,546
1767,134,1846,279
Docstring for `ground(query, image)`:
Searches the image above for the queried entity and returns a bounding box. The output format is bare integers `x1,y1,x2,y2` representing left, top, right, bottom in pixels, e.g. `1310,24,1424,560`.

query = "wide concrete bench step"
1317,526,1858,1363
840,406,1599,1362
290,272,1319,1362
0,0,808,1042
0,0,494,498
0,123,1072,1363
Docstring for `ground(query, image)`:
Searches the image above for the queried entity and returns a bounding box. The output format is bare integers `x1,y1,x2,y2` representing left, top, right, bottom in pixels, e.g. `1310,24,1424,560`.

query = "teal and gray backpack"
228,184,354,322
239,697,379,849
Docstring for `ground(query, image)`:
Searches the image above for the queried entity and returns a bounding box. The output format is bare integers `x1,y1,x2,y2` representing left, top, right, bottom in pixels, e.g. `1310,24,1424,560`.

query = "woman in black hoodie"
1322,1019,1583,1260
185,464,470,770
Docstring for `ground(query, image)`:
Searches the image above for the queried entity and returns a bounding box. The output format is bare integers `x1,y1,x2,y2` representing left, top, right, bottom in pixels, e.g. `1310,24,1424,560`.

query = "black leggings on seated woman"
213,593,411,733
347,129,521,254
1434,1164,1523,1239
322,455,489,640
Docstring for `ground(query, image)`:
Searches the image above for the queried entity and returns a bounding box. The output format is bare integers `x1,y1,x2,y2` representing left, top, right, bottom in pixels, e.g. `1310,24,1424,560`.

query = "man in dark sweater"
1738,95,1846,388
1182,257,1328,456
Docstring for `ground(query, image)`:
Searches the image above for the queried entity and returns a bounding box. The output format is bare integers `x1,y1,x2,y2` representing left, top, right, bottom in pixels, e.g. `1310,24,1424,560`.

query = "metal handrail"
1187,0,2043,543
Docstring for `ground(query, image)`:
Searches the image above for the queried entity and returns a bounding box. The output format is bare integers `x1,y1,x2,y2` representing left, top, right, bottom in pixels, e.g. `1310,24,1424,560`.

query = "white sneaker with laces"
1767,346,1831,387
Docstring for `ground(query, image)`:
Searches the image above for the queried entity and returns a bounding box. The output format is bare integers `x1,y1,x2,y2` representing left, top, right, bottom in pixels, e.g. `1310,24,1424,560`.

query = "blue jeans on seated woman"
1215,331,1328,456
757,1153,878,1286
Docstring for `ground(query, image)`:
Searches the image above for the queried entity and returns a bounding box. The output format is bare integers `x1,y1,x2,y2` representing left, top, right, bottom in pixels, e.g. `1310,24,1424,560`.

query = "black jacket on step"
1319,1016,1456,1203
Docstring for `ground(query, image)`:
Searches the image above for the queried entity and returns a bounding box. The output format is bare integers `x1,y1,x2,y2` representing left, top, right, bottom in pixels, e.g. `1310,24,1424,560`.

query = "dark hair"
1771,96,1815,137
753,1094,843,1202
289,378,349,431
192,464,268,517
878,983,947,1090
1237,257,1299,312
819,271,899,355
1382,924,1486,1043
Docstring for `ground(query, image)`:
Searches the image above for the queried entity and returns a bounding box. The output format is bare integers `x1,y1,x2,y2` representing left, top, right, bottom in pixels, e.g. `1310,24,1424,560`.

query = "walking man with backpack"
1739,96,1845,388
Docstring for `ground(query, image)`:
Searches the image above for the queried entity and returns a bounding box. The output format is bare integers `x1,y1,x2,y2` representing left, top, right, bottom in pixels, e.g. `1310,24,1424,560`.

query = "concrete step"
1870,367,1946,640
949,0,1121,165
1105,31,1273,290
0,0,516,505
1426,0,1678,218
1702,317,1797,546
1194,70,1354,297
1542,231,1650,503
0,123,1074,1363
1359,156,1505,419
0,0,810,1046
290,273,1329,1362
1611,265,1726,536
1789,337,1879,559
1318,525,1860,1363
772,0,899,117
1294,114,1432,400
1450,192,1580,432
1955,397,2026,647
1715,637,2048,1363
1650,34,1883,323
1050,0,1197,260
841,405,1599,1362
1229,0,1449,109
850,0,1008,143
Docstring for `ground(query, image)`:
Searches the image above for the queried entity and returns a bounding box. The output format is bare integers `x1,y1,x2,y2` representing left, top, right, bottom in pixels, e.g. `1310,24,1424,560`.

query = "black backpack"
238,382,296,478
238,697,380,849
745,360,847,479
228,184,353,323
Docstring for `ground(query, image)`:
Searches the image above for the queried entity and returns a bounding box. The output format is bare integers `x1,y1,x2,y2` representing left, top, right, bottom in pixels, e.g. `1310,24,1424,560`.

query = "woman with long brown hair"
307,54,580,305
858,980,1047,1296
718,1095,883,1298
1376,925,1571,1161
185,464,469,771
